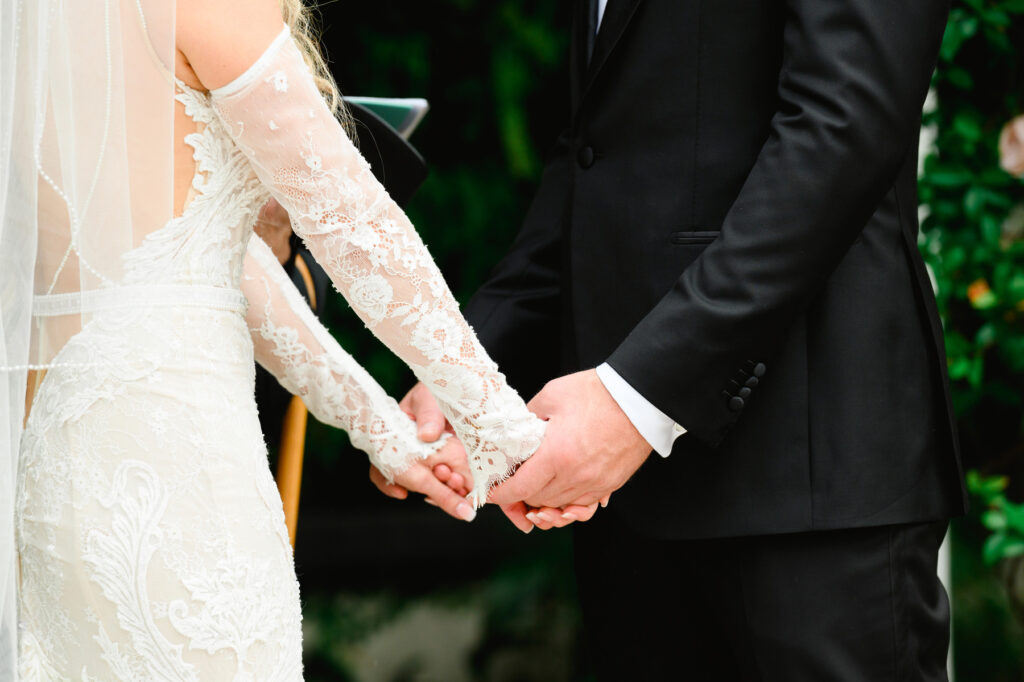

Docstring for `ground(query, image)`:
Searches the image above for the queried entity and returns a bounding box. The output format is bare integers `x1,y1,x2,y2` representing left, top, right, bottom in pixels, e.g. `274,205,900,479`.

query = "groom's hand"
490,369,652,512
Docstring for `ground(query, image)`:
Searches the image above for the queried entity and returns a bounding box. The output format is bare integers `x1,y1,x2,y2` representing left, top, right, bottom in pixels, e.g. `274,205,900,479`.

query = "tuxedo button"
753,363,767,377
745,376,759,388
739,387,752,398
578,146,595,169
728,396,745,412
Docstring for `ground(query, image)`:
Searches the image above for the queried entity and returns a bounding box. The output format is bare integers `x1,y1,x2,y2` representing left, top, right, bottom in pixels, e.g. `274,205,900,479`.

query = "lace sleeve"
214,28,545,507
242,233,445,482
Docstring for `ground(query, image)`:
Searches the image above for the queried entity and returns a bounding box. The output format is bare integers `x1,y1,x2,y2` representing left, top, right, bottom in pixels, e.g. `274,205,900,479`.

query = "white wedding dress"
15,25,544,680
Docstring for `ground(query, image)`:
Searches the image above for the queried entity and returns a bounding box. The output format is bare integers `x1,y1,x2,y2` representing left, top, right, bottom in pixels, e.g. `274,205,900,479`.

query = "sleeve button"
745,376,759,388
728,396,745,412
739,387,752,398
577,146,595,169
753,363,767,377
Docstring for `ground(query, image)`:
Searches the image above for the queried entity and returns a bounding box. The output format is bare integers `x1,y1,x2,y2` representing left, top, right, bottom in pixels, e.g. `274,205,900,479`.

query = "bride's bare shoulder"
176,0,285,92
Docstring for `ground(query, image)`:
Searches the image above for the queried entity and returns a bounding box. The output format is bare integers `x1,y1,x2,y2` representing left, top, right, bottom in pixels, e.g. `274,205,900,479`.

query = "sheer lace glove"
213,27,545,506
242,234,447,483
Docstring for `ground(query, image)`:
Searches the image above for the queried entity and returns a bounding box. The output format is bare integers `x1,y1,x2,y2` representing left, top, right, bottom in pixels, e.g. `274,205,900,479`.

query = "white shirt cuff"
595,363,686,457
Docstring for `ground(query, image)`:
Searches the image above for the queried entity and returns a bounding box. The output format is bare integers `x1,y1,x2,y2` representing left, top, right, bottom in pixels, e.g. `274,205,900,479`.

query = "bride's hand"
369,436,478,522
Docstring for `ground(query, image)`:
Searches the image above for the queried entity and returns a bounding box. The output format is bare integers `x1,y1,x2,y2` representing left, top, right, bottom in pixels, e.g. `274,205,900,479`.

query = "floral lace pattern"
243,235,446,481
18,300,304,681
212,28,545,506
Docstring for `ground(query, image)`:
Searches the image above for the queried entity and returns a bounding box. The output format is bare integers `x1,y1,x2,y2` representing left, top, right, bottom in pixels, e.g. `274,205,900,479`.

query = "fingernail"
456,502,477,522
425,498,438,507
525,512,539,524
535,512,552,524
561,512,577,522
523,524,534,534
600,499,609,508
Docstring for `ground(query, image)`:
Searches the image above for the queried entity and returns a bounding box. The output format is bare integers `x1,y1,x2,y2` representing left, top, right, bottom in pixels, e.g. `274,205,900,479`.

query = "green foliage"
922,5,1024,671
919,1,1024,424
970,471,1024,564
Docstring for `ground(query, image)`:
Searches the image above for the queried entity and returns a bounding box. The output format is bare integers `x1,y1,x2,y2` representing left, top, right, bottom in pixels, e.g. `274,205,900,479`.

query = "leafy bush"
920,0,1024,551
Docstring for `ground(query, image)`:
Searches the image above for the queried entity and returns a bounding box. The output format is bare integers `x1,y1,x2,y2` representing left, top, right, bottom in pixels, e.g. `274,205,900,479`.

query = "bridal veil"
1,1,177,676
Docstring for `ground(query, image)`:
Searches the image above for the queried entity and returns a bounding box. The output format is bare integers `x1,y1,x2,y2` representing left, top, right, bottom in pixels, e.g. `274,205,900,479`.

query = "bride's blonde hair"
281,0,355,134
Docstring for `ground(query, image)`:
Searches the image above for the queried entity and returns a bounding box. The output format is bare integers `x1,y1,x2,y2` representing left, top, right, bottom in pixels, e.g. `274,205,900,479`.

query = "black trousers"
574,513,950,682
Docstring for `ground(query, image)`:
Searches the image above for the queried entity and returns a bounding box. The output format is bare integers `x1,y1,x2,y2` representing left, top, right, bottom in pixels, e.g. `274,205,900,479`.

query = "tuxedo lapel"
570,0,597,115
584,0,645,95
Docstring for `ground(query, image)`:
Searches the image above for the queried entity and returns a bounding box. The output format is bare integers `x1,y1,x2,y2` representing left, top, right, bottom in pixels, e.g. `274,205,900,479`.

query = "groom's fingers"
369,464,408,500
400,382,447,441
488,453,557,506
561,502,600,523
498,502,535,534
526,502,600,529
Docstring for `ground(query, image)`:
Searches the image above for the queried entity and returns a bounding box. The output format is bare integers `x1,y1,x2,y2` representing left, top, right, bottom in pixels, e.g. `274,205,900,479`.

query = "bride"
0,0,593,678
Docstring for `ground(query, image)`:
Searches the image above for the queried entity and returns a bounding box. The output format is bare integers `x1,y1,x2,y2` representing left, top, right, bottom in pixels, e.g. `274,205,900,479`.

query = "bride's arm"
242,233,441,482
183,13,545,507
242,234,478,520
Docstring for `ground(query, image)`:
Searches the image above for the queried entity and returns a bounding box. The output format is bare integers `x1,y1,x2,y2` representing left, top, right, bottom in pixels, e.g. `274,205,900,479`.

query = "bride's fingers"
417,475,477,523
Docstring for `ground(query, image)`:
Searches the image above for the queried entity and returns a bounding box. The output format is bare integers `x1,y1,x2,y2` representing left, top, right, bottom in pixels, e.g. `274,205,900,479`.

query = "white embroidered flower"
423,361,487,408
348,221,381,252
411,311,464,361
400,253,419,271
267,70,288,92
349,274,393,322
304,154,323,172
268,120,279,131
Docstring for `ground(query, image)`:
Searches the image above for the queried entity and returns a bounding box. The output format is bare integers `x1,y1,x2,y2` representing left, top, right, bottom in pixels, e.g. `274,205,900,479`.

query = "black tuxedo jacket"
464,0,967,539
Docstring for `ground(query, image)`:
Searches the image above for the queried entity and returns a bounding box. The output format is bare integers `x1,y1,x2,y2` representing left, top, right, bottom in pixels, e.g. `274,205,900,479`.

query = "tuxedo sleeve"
463,147,571,399
606,0,950,447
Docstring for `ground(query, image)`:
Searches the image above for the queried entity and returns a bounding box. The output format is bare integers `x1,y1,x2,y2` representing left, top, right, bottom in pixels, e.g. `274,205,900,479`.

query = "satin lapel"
583,0,645,96
570,0,592,116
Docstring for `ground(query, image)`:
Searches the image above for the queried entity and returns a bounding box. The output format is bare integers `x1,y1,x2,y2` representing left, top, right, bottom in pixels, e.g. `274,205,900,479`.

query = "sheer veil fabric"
2,1,176,676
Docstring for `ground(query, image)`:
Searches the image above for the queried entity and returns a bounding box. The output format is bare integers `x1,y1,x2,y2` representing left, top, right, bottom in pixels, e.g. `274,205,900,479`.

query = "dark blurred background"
264,2,1024,680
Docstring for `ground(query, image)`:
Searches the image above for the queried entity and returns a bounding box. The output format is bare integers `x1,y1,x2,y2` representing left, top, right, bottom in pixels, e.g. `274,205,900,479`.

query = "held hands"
369,382,479,523
372,371,651,532
489,370,652,530
375,435,479,523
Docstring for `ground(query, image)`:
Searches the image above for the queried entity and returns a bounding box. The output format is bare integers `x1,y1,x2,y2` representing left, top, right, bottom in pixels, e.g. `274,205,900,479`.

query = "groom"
379,0,967,678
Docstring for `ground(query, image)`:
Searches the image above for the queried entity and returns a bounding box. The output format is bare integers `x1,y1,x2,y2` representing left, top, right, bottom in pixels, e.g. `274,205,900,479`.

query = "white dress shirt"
595,364,685,457
591,0,687,457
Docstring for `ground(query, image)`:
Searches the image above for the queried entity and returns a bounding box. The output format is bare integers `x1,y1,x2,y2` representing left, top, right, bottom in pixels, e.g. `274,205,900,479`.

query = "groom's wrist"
594,363,685,457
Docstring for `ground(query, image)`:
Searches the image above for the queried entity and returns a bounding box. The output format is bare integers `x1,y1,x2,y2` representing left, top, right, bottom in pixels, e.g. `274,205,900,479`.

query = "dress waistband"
33,285,248,318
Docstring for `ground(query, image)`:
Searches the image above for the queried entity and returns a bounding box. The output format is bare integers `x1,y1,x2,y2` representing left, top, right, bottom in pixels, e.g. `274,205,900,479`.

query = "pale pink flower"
999,114,1024,177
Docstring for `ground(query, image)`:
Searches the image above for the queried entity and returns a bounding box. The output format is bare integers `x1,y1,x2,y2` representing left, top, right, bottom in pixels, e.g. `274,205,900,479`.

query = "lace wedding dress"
16,25,544,680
